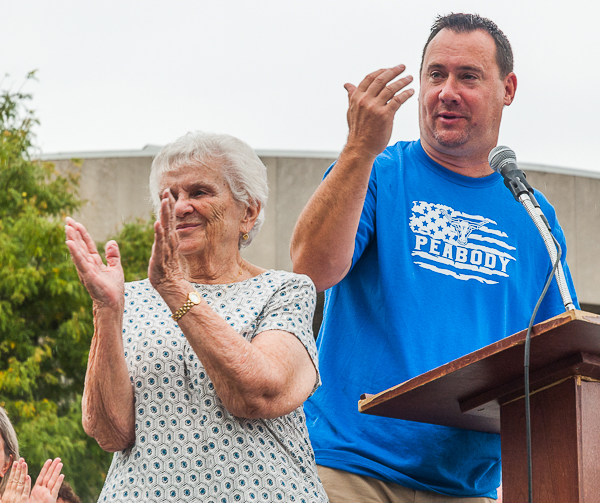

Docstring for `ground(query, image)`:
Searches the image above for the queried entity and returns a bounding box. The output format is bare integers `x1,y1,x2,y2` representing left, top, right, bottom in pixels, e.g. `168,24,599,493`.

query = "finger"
16,461,27,492
34,459,51,486
364,65,408,98
51,474,65,499
355,68,387,94
23,475,31,499
65,218,100,256
45,459,63,490
41,458,60,487
6,461,19,492
65,224,103,271
167,190,177,236
388,88,416,114
344,83,357,102
150,219,165,278
77,222,102,259
377,75,414,104
164,194,180,258
104,240,122,269
160,192,171,233
154,218,165,257
159,197,178,261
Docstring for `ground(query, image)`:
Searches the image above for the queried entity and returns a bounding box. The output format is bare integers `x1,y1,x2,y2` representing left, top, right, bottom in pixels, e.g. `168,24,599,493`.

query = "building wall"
51,153,600,307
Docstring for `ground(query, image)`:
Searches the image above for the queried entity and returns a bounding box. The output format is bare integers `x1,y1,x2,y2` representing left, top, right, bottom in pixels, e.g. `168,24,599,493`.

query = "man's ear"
503,72,517,106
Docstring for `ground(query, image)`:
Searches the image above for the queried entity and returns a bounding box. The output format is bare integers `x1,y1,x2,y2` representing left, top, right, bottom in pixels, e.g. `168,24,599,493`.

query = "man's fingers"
378,75,414,104
344,83,357,101
363,65,407,98
388,88,416,113
354,68,387,94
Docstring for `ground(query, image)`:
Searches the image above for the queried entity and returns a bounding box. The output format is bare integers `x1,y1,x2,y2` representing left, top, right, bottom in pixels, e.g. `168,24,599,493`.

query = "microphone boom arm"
518,193,575,311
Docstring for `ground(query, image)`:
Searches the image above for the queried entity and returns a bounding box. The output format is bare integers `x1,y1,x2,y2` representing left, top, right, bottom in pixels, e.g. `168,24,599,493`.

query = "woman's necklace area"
187,258,246,285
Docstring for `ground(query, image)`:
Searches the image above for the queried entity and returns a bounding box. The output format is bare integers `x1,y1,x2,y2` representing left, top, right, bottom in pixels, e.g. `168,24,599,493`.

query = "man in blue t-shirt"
290,13,578,503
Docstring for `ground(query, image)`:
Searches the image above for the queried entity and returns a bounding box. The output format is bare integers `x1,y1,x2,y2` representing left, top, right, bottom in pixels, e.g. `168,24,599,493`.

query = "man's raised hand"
344,65,414,159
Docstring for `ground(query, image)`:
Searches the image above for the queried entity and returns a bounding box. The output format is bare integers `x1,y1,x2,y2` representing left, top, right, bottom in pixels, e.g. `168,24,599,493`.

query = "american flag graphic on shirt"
409,201,516,285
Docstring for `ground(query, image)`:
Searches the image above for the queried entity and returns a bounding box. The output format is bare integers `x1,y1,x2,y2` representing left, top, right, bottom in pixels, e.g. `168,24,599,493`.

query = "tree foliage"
0,76,154,502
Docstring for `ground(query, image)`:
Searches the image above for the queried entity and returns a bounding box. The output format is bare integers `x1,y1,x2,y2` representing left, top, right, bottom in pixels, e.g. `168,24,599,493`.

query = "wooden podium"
358,310,600,502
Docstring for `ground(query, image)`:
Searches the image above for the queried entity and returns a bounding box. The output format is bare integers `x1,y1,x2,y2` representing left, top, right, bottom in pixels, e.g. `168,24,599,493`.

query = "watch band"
172,291,201,322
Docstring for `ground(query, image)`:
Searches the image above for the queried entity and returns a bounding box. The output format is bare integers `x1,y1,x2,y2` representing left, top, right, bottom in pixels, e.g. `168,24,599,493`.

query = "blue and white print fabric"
97,270,327,503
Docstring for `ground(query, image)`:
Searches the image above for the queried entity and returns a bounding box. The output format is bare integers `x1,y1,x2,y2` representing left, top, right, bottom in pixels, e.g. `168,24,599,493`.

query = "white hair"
149,131,269,248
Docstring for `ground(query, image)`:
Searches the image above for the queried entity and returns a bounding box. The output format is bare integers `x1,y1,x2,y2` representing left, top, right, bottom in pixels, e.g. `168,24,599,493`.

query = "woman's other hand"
1,459,31,503
29,459,64,503
149,189,186,292
65,217,124,309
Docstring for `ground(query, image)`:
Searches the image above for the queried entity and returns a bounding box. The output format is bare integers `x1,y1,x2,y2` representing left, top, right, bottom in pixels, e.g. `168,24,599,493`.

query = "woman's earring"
242,233,249,241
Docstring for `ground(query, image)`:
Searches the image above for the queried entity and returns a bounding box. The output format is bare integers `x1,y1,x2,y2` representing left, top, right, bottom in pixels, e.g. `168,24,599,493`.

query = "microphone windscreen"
488,145,516,173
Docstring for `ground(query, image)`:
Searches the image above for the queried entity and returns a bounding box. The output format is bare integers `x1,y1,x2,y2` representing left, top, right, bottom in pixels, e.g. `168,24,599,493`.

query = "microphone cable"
523,233,562,503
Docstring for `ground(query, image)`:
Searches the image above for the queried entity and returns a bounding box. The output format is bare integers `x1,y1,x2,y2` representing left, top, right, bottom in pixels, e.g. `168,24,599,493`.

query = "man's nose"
438,77,461,103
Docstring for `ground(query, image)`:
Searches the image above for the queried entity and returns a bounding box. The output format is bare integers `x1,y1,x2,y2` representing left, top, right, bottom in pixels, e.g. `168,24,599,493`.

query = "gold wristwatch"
172,291,201,322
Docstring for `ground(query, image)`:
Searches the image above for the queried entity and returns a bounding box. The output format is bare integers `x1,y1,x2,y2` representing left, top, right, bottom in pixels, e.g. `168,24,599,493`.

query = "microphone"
489,146,538,206
489,146,547,227
488,145,574,311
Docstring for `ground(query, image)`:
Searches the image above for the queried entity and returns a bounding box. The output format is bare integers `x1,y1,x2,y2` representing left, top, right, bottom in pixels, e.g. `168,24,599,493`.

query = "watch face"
189,292,201,304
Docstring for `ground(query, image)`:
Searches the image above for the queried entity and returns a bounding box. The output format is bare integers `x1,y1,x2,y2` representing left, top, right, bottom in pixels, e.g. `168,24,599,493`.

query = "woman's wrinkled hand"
29,458,64,503
149,189,186,293
65,217,125,309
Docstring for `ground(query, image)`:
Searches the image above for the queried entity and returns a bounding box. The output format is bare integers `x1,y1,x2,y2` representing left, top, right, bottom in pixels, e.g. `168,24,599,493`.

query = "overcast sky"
3,0,599,172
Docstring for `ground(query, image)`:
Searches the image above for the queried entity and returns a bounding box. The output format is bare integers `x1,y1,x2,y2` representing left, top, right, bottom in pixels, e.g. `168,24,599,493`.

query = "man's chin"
432,132,469,149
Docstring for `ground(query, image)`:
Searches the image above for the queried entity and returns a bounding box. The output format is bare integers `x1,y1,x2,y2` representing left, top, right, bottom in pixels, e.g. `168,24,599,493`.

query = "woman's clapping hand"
65,217,125,310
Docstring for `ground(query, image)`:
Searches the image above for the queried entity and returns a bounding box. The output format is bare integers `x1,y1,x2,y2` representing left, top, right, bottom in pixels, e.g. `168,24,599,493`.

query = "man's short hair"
420,13,514,78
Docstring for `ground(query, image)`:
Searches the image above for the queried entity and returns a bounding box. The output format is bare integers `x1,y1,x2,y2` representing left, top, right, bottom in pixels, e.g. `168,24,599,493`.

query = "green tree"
0,76,154,502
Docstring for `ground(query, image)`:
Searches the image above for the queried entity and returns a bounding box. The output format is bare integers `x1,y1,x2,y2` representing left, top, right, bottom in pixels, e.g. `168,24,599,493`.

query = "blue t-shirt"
304,140,579,498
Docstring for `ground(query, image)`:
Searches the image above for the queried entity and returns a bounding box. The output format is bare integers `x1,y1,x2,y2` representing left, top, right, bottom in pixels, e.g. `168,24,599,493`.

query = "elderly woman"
66,132,328,502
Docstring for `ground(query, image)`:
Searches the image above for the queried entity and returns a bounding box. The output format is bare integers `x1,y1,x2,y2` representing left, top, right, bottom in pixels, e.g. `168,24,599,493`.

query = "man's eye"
463,74,477,80
430,71,443,79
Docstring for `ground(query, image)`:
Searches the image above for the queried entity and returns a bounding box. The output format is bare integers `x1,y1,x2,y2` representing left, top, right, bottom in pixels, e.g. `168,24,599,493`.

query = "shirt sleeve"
254,274,321,394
